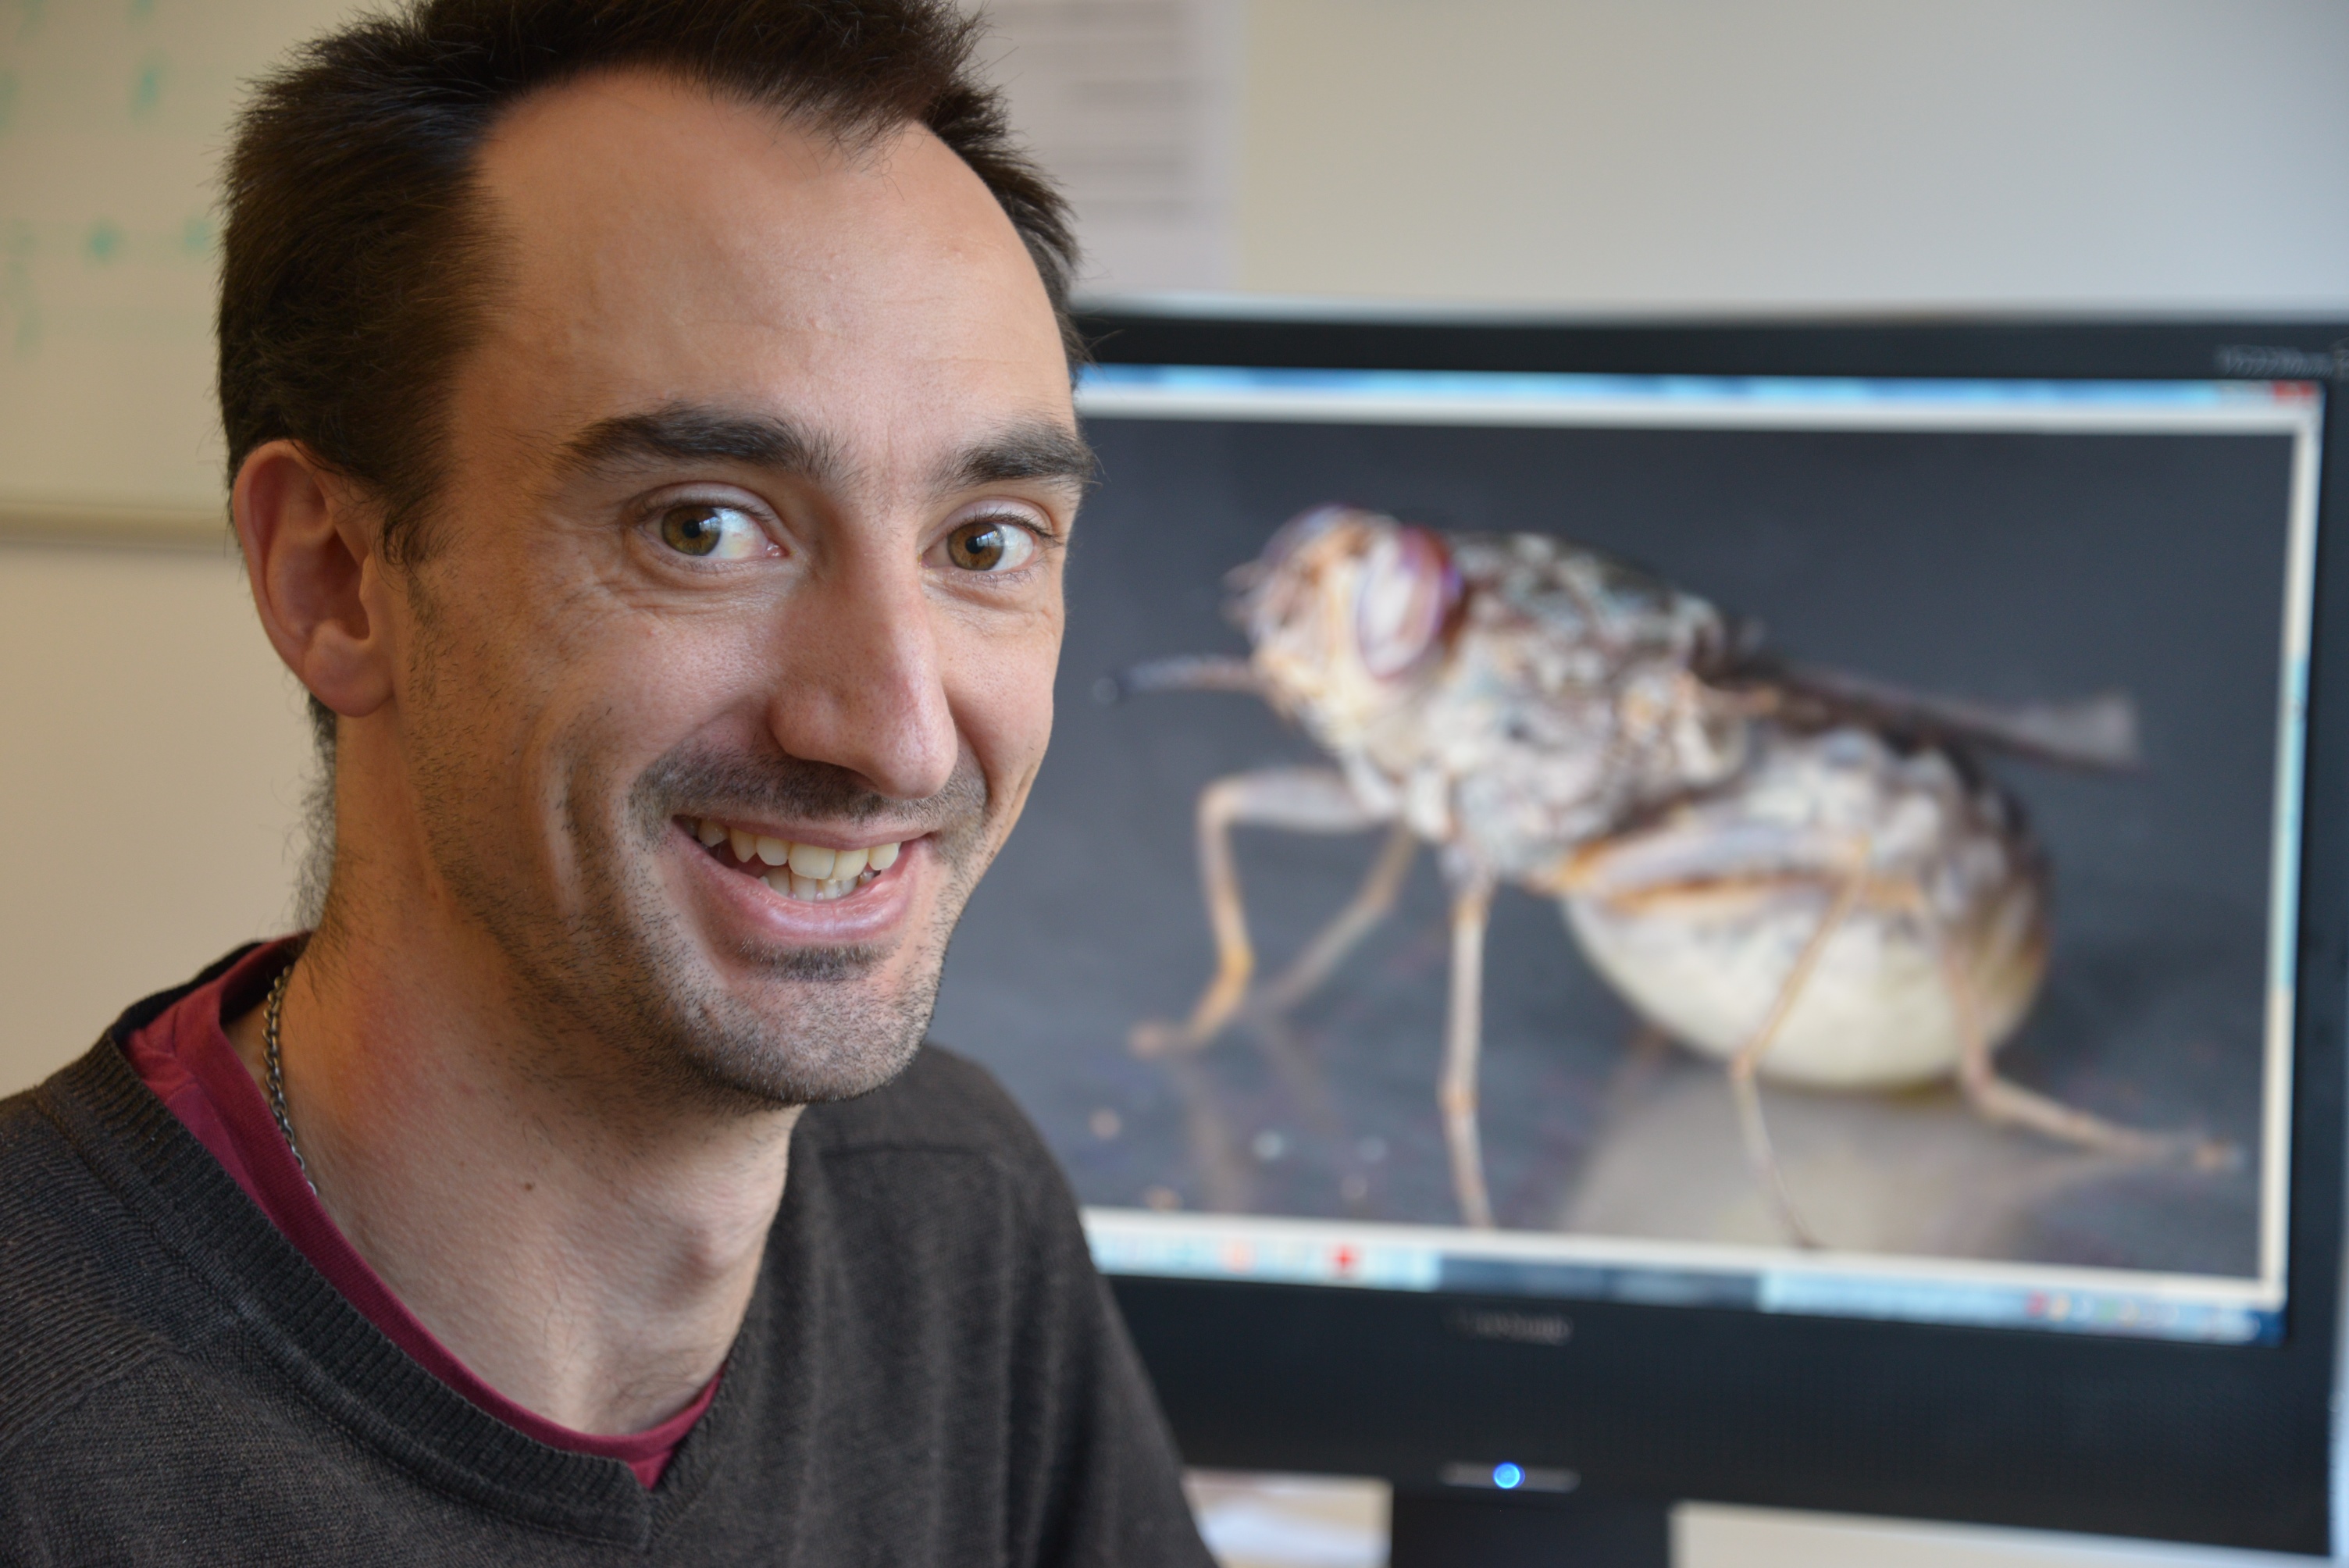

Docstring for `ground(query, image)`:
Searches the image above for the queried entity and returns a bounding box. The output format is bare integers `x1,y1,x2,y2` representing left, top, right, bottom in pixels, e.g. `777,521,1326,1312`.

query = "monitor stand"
1388,1490,1671,1567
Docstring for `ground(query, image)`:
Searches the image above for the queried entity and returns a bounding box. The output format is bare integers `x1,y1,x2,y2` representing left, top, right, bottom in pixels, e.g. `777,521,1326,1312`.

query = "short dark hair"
223,0,1080,924
219,0,1079,568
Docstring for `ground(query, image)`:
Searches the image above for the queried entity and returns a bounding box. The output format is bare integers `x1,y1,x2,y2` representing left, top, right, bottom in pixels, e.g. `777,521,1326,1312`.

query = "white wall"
0,540,313,1091
1236,0,2349,312
1,0,351,1090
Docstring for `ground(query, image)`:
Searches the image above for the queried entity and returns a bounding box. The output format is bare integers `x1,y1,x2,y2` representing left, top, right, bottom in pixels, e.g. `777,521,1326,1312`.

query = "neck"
227,911,800,1434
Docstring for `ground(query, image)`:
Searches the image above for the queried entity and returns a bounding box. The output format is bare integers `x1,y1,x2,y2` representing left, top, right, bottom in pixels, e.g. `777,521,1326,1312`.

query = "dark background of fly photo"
934,414,2293,1279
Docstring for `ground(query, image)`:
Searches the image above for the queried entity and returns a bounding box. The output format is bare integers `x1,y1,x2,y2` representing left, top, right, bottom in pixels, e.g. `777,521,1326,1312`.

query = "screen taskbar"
1082,1209,2282,1347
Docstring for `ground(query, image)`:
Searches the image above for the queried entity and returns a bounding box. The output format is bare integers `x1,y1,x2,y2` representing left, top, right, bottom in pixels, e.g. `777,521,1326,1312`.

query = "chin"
639,927,948,1110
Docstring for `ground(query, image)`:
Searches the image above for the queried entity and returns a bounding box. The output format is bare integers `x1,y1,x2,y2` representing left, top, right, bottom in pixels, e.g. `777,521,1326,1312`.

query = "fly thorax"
1743,729,1887,832
1874,793,1947,864
1610,665,1750,800
1450,754,1618,872
1678,695,1752,789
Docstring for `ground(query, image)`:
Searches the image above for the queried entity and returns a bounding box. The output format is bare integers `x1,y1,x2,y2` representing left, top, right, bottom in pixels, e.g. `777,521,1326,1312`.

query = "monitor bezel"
1076,309,2349,1555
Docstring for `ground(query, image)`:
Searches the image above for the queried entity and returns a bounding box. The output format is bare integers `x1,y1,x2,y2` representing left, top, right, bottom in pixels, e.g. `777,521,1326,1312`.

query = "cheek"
542,609,793,818
946,602,1064,816
405,548,767,808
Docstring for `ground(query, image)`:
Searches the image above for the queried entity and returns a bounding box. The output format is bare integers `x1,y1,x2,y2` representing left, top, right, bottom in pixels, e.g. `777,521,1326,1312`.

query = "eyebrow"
554,407,843,486
551,404,1096,502
943,421,1099,497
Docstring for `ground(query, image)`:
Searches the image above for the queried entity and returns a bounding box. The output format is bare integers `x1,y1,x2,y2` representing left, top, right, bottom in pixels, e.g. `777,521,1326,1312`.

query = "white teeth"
758,868,861,902
702,821,905,897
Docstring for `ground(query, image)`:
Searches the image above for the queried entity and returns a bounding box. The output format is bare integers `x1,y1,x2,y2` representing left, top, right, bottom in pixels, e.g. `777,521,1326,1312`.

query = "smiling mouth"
685,816,906,903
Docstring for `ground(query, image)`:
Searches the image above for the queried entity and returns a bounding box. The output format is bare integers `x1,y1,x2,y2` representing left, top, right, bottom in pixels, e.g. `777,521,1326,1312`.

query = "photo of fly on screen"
1114,501,2228,1249
932,368,2317,1338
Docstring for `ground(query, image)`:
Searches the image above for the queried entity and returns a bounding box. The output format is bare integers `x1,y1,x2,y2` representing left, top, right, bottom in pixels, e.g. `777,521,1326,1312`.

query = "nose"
760,547,958,804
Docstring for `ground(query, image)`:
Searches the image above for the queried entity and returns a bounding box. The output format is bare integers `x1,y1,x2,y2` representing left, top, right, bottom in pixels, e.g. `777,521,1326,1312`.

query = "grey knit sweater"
0,964,1213,1566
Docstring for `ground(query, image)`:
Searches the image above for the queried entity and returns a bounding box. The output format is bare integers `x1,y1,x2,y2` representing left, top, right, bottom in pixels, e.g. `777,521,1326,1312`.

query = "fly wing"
1732,660,2140,772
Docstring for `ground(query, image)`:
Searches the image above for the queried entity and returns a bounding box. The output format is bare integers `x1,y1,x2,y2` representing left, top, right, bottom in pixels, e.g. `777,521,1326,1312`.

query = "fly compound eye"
1354,526,1455,679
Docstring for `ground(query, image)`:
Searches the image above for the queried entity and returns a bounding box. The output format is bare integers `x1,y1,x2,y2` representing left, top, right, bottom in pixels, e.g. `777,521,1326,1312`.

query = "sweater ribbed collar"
33,953,790,1551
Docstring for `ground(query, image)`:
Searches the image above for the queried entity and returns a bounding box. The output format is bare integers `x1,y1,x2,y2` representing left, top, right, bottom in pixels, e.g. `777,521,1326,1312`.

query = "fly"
1115,504,2230,1244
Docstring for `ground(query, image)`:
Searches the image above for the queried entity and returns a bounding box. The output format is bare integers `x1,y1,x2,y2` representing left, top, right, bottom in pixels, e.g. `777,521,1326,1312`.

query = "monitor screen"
936,356,2323,1353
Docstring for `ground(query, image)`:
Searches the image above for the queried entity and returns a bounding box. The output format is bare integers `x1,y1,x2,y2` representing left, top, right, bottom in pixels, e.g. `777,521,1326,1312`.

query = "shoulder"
787,1045,1085,1270
0,1064,180,1459
756,1054,1212,1567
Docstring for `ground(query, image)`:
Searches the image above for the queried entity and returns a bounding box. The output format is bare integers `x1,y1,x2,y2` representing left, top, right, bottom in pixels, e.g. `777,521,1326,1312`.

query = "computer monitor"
931,311,2349,1559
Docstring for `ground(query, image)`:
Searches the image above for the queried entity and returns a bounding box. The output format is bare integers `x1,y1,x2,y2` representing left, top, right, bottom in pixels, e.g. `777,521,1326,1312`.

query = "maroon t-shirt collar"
119,937,718,1488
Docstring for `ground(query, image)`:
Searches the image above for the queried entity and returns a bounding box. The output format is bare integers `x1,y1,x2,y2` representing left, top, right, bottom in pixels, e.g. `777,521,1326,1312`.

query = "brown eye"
945,516,1036,573
656,503,762,560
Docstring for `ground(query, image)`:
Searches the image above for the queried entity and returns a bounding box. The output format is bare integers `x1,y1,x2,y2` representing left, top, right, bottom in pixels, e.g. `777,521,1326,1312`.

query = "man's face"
382,74,1083,1109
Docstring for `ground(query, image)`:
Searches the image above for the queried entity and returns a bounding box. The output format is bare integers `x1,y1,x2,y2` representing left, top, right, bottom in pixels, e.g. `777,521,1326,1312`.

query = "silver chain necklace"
262,961,316,1194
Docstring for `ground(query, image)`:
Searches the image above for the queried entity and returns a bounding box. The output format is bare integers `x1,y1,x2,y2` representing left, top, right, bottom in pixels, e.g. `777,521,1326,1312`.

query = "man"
0,2,1213,1561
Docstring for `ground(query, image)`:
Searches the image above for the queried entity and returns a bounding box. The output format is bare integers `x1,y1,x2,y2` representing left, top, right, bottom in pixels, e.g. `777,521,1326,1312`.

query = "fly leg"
1720,855,1873,1250
1441,867,1499,1229
1928,903,2236,1169
1250,823,1417,1020
1558,843,1873,1248
1226,825,1416,1213
1132,768,1394,1059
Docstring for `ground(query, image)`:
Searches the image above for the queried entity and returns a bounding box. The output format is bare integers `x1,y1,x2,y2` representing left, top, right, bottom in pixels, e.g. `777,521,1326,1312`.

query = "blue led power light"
1439,1459,1577,1493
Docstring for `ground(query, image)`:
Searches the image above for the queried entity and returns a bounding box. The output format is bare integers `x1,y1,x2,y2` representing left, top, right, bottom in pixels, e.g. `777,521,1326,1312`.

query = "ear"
232,441,396,722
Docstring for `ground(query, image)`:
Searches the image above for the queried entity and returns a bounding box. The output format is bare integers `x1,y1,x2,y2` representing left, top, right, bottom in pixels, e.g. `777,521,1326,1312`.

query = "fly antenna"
1094,654,1264,705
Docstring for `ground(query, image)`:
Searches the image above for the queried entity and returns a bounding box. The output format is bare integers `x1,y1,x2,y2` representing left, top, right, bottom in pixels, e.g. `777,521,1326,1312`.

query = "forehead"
458,71,1071,476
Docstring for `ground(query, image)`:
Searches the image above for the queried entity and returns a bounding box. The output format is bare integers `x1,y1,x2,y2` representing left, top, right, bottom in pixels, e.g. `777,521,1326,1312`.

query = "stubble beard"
413,727,995,1118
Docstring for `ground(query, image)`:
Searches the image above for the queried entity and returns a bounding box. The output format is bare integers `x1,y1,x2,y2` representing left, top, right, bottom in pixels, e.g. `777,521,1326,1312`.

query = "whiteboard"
0,0,361,543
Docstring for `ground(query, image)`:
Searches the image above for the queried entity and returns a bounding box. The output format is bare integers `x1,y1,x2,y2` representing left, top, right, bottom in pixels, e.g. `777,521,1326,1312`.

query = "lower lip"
676,825,923,945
